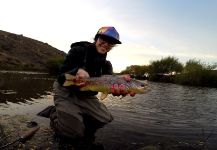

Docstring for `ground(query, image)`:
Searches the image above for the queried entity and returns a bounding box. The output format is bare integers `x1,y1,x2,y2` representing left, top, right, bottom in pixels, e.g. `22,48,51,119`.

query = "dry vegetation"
0,30,65,71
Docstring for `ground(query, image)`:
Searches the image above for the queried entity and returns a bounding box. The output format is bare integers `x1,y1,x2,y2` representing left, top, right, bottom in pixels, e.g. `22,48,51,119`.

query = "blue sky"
1,0,217,72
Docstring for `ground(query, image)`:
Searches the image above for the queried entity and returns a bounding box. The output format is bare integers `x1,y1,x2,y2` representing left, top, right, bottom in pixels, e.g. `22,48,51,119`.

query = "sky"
1,0,217,72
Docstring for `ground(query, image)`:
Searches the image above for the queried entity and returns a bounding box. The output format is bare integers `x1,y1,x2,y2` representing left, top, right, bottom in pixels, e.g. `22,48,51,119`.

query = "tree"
149,56,183,74
184,59,217,72
121,65,149,74
175,59,217,87
120,65,149,79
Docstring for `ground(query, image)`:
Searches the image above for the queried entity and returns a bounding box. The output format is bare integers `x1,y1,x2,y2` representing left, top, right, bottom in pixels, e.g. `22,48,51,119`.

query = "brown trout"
63,73,149,100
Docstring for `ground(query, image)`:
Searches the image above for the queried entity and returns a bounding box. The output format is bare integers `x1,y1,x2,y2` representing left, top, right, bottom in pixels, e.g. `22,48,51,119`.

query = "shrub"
175,60,217,87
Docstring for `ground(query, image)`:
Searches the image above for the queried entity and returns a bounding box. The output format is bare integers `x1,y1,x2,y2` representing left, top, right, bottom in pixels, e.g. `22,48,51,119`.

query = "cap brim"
114,39,121,44
98,34,122,44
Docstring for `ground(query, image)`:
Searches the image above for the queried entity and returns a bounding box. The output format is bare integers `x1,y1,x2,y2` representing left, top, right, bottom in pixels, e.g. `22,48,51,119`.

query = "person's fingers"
110,84,115,94
121,93,128,97
119,84,127,95
76,68,89,78
129,91,136,97
113,84,120,95
111,84,120,96
111,83,136,97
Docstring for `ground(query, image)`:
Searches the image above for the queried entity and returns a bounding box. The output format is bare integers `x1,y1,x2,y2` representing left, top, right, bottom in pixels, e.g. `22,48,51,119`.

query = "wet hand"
76,68,89,87
110,83,136,97
122,74,136,97
76,68,89,79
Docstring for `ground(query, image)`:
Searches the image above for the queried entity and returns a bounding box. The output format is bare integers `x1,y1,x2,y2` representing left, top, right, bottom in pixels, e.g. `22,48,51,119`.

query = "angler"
38,26,148,149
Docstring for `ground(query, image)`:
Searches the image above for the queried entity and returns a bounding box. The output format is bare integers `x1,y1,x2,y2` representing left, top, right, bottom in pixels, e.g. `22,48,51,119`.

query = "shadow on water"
0,71,54,104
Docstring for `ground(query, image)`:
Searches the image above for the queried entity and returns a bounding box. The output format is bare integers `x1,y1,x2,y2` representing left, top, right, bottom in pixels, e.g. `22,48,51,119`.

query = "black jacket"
57,41,113,95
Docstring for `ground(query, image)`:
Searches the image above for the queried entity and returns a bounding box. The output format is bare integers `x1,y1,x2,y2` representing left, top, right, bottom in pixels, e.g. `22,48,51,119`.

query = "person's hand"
76,68,89,79
122,74,136,96
110,74,136,97
75,68,89,87
110,84,127,96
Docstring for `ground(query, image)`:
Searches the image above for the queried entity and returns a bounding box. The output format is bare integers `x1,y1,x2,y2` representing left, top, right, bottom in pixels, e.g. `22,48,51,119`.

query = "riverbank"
0,99,208,150
0,114,57,149
0,93,58,149
0,114,208,150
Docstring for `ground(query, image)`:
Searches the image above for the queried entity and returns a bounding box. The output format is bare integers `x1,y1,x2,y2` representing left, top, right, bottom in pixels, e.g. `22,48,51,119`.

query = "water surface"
1,71,217,149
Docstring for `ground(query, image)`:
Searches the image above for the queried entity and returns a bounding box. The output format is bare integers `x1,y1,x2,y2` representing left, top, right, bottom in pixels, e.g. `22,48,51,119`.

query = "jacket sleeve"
57,45,86,86
102,60,113,75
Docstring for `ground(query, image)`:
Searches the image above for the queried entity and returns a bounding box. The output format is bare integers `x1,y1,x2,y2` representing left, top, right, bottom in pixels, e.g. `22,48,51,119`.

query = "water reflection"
1,72,217,149
98,82,217,149
0,72,54,104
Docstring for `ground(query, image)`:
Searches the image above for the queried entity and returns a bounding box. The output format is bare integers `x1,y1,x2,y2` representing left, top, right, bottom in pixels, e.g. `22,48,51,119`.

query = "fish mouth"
140,81,148,87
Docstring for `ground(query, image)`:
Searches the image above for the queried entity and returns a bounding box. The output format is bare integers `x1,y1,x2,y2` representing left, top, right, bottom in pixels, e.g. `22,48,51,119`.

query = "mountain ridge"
0,30,66,71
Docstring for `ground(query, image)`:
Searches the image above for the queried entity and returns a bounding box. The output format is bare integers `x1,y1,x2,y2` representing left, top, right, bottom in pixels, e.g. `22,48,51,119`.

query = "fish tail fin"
63,73,77,86
65,73,76,80
63,80,73,86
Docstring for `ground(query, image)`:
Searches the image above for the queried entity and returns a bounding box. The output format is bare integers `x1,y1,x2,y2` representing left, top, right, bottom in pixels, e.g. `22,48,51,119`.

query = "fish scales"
63,74,149,99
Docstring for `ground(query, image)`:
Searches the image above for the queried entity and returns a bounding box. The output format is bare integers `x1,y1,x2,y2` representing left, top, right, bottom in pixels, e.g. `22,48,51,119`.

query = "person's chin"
98,48,107,54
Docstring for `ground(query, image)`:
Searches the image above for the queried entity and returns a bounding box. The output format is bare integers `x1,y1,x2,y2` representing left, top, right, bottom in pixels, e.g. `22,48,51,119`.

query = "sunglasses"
98,36,117,46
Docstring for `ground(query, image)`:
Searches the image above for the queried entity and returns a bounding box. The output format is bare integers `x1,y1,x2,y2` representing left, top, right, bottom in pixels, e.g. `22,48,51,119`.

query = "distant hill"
0,30,66,71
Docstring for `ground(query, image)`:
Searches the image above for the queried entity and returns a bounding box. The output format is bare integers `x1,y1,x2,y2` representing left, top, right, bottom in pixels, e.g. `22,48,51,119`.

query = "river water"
0,71,217,149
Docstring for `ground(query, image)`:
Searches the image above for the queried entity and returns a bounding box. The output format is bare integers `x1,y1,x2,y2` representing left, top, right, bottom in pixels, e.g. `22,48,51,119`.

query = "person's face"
95,37,116,54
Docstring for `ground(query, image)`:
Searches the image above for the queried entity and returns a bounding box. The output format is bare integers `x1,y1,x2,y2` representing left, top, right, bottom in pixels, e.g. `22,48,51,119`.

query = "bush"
175,60,217,87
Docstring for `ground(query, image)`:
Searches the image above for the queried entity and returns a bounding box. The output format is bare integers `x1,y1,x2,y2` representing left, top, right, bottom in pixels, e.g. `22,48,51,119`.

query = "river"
0,71,217,149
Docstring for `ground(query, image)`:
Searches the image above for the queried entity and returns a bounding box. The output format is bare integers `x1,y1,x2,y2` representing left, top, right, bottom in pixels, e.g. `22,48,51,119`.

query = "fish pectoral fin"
99,93,108,100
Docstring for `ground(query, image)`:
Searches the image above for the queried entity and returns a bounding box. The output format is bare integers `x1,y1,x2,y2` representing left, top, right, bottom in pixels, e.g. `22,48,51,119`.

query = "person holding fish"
48,26,142,149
